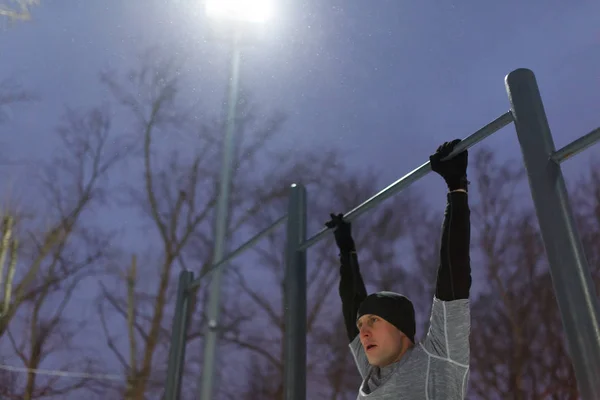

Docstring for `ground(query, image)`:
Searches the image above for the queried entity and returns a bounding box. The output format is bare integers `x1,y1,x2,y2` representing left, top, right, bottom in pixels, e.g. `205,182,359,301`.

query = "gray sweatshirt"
350,297,470,399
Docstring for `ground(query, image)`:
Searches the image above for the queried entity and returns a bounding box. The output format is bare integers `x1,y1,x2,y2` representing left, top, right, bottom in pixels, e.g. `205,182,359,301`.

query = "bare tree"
95,52,202,399
94,48,352,400
3,266,101,400
1,104,123,336
0,105,128,399
468,147,582,399
572,160,600,284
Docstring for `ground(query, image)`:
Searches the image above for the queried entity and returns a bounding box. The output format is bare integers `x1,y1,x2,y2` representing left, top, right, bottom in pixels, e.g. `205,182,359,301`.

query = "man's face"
357,314,405,367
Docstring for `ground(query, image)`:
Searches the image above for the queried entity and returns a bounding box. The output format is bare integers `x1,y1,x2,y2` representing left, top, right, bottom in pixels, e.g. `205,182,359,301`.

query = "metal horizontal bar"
188,214,288,291
551,126,600,163
298,110,514,251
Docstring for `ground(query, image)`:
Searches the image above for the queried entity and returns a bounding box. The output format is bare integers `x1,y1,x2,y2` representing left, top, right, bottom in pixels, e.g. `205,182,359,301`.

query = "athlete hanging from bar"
325,139,471,400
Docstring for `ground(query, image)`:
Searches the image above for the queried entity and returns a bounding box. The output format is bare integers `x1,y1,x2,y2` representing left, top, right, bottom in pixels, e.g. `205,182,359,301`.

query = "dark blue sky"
2,0,598,276
2,0,599,182
1,0,599,394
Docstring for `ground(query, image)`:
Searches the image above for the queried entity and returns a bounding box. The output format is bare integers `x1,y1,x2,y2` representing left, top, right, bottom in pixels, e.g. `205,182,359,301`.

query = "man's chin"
368,355,396,368
367,356,382,367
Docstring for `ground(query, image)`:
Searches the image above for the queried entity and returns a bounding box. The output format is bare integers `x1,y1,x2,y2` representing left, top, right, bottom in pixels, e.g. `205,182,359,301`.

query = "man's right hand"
325,213,355,252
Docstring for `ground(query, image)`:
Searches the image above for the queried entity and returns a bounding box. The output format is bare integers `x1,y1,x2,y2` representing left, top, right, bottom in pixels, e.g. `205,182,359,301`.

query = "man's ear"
400,332,412,348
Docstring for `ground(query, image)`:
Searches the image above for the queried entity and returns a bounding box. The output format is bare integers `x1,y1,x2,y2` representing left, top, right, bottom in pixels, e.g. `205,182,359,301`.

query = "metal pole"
505,68,600,399
551,126,600,163
283,183,307,400
199,30,242,400
164,270,194,400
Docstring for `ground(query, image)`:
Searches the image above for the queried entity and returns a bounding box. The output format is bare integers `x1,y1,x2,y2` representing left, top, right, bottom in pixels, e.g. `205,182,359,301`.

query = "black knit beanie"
357,291,416,343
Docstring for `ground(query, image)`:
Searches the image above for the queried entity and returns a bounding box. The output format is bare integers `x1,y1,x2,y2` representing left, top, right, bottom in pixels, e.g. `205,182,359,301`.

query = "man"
325,139,471,399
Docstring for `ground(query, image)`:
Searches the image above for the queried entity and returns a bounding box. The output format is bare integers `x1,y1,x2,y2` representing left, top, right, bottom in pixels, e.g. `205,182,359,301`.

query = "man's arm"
339,250,368,342
338,249,371,379
435,189,471,301
325,213,371,378
423,189,471,365
325,213,368,342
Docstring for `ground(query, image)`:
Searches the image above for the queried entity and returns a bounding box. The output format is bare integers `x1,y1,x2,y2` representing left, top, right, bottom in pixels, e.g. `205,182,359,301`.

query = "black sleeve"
338,251,368,342
435,191,472,300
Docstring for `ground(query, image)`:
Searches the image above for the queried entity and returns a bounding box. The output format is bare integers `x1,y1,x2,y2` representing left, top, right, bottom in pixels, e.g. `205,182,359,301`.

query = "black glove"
325,213,355,253
429,139,469,191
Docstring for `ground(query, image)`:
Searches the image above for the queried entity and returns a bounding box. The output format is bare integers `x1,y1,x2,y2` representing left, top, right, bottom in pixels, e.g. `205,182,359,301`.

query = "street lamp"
199,2,273,400
205,0,274,24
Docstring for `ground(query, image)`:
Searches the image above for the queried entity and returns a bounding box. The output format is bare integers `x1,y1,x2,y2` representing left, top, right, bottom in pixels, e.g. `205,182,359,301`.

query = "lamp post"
200,2,273,400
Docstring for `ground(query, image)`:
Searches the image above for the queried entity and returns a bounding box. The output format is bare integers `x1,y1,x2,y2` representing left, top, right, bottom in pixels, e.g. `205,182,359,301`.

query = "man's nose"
359,326,371,337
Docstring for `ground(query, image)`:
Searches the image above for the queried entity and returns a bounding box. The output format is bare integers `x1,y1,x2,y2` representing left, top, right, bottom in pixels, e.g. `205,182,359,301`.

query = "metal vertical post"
505,68,600,399
283,183,307,400
199,29,242,400
165,270,194,400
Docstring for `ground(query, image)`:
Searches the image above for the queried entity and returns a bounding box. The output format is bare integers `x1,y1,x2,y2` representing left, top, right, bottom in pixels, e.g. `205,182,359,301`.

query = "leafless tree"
468,147,582,399
0,105,128,399
572,159,600,284
3,268,101,400
93,48,357,400
94,51,206,399
1,104,125,335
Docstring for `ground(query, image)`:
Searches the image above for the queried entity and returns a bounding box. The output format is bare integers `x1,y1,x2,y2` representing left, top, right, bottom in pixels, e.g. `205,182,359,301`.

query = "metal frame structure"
163,68,600,400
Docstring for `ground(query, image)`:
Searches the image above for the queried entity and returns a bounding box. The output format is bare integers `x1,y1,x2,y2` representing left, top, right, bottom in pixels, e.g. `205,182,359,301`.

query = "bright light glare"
206,0,274,24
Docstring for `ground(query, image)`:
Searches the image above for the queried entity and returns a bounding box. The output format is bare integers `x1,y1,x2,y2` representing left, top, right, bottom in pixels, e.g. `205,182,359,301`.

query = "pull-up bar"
552,126,600,163
298,110,514,251
185,109,514,285
187,214,288,291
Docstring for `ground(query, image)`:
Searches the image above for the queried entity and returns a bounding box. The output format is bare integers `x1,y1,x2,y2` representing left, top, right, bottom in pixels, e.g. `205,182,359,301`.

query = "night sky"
1,0,599,396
